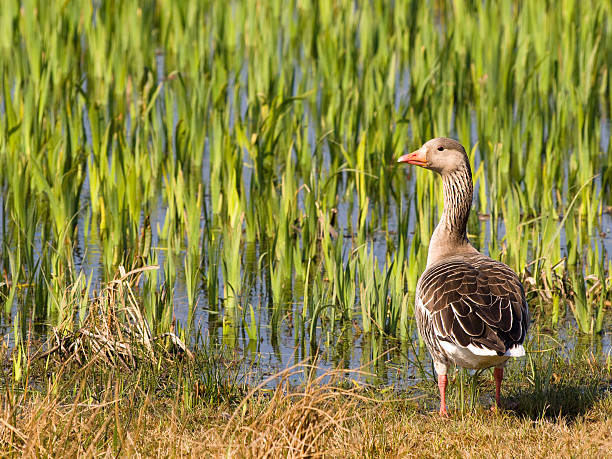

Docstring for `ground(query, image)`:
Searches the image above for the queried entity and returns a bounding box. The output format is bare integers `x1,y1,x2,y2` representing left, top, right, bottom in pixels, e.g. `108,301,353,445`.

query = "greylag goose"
398,138,529,416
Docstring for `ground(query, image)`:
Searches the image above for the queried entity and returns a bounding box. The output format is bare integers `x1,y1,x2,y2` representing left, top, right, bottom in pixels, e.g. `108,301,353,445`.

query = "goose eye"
437,146,444,151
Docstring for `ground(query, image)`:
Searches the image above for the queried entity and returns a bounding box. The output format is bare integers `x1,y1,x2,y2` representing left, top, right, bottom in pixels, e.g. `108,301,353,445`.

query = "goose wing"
417,256,529,355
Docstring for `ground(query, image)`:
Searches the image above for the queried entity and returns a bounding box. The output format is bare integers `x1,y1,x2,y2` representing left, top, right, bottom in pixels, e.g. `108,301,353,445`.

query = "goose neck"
426,165,475,266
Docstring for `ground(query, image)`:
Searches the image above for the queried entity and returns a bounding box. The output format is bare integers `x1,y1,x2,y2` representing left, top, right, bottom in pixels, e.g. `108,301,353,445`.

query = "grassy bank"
1,344,610,457
2,270,609,456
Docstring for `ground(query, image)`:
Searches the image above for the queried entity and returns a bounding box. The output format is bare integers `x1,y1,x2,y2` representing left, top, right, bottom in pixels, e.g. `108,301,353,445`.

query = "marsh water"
1,75,611,386
2,2,612,390
24,138,611,387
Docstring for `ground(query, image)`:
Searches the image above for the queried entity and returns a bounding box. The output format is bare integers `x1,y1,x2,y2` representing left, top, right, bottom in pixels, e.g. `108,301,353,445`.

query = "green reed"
0,0,610,366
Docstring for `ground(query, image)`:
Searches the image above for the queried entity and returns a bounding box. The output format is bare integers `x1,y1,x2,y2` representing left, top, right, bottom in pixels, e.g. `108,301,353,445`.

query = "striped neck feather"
426,164,474,267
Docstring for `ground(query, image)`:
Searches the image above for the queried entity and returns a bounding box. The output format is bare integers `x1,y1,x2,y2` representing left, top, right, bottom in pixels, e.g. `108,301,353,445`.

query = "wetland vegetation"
0,0,611,456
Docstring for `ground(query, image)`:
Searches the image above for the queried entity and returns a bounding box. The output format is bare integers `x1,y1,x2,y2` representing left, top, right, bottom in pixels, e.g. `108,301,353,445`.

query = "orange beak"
397,148,427,167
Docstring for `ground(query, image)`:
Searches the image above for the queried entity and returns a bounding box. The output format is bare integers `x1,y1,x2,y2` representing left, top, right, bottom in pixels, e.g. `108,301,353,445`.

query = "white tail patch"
504,344,525,357
466,343,498,356
438,341,507,369
439,340,498,357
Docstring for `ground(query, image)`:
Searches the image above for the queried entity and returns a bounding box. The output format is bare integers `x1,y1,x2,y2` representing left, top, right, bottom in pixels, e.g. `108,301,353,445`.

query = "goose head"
397,137,469,175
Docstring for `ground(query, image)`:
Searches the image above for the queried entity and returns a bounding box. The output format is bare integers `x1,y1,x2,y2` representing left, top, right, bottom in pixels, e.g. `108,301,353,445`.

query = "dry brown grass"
37,265,192,370
1,361,610,458
219,367,374,457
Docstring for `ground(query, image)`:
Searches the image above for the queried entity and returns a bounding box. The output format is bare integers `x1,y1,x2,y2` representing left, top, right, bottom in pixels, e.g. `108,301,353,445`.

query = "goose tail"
504,344,525,357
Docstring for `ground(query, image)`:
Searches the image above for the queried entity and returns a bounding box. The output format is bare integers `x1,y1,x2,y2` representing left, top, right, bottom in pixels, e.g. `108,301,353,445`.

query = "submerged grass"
1,0,611,346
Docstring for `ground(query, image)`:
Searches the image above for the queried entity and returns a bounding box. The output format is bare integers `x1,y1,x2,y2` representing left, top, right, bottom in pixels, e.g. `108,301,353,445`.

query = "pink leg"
493,367,503,410
438,374,449,417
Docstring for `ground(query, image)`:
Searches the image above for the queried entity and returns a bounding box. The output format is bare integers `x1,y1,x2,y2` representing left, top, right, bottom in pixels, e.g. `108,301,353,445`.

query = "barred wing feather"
417,256,529,355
